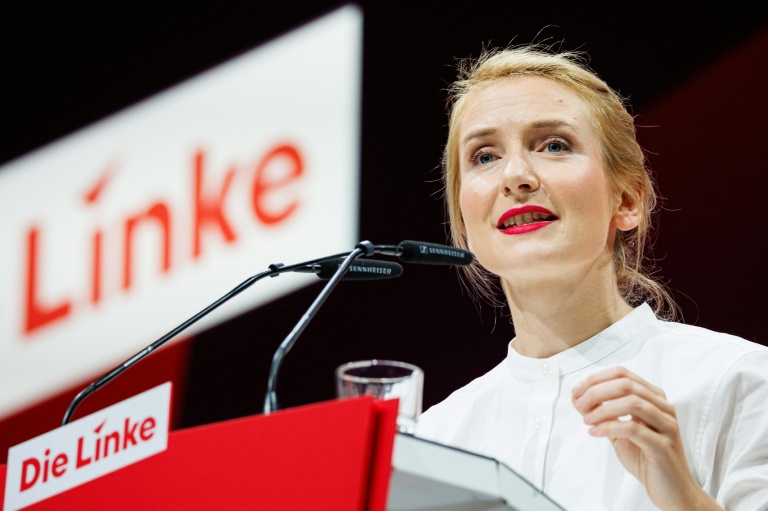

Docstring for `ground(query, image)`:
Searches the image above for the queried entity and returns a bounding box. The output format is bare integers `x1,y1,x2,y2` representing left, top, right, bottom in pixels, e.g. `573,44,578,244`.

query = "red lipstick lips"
497,205,557,235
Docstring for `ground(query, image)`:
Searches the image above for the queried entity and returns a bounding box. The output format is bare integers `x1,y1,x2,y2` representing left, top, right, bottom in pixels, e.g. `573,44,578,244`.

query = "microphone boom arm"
61,250,353,426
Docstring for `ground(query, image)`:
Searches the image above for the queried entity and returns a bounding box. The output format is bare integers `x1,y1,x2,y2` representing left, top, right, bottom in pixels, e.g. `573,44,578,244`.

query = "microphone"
363,240,474,266
296,257,403,280
395,240,473,266
61,250,401,425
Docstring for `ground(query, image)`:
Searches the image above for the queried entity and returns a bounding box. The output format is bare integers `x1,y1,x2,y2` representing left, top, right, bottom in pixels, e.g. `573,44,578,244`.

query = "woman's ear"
614,190,641,231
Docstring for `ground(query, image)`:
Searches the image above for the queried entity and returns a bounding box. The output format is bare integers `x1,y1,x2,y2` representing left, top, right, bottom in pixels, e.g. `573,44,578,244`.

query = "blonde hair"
442,44,677,320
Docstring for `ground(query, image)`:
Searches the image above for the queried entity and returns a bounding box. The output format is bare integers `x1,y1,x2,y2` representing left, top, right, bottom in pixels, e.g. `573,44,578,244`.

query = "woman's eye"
546,142,563,153
543,138,569,153
471,152,496,165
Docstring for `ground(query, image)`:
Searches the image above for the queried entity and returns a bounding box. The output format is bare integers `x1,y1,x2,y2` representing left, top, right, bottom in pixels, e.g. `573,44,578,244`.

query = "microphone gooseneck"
61,249,391,426
262,239,473,414
263,244,371,414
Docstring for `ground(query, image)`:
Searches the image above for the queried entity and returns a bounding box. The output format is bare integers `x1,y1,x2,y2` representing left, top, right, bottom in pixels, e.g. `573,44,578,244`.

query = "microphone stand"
261,239,474,414
61,250,353,426
263,241,374,414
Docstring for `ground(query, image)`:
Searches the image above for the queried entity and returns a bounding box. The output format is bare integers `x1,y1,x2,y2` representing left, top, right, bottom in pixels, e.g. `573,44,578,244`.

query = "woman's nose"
500,154,540,196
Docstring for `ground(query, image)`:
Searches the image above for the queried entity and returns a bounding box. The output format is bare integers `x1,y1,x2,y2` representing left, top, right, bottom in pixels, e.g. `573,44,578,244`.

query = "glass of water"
335,359,423,434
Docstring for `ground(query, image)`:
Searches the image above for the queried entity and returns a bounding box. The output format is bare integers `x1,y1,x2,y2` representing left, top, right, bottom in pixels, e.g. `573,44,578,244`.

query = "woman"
414,44,768,510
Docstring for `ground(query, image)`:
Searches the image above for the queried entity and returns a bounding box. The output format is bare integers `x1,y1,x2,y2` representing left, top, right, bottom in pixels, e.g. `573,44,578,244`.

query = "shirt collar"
505,303,657,379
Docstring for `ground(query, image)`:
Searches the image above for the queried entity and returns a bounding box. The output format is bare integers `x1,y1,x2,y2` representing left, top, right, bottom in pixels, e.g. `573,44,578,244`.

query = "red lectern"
0,396,399,511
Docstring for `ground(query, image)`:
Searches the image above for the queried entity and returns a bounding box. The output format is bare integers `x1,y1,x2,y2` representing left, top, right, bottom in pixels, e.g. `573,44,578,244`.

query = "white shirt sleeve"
698,350,768,510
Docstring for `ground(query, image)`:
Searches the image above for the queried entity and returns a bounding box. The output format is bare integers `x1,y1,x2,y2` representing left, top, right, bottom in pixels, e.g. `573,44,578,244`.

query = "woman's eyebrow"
531,119,578,132
461,119,578,148
461,127,496,148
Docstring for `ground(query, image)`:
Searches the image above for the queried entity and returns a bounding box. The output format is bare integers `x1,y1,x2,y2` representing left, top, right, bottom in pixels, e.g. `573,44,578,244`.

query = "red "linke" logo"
23,143,304,336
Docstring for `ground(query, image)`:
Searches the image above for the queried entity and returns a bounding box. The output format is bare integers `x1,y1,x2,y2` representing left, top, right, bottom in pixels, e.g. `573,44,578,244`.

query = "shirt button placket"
532,361,559,491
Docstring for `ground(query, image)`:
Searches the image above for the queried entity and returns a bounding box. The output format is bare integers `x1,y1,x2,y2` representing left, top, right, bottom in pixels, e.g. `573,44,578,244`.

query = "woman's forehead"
455,76,597,151
459,76,590,129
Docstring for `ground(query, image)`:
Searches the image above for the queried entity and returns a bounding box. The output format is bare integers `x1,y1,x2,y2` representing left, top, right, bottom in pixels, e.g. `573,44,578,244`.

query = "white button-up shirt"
414,304,768,510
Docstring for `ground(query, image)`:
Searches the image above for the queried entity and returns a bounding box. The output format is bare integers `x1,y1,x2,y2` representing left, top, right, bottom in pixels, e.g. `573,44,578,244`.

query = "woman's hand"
571,366,722,511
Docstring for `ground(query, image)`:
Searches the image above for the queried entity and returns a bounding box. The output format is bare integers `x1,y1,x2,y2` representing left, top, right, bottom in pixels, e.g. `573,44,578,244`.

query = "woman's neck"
503,265,633,359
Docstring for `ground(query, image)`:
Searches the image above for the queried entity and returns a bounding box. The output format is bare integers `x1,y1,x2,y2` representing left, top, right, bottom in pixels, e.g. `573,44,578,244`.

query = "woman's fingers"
581,394,677,434
572,366,675,419
586,417,665,452
571,366,677,437
573,366,664,399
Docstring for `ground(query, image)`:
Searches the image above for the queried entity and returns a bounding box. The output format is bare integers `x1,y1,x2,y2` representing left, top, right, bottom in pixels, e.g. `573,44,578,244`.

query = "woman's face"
457,75,636,283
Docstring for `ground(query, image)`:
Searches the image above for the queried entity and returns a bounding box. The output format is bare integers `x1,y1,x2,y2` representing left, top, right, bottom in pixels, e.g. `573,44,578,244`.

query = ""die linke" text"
19,415,156,492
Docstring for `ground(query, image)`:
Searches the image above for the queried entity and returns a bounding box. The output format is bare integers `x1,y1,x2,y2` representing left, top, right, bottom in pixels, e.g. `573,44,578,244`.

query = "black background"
3,2,767,428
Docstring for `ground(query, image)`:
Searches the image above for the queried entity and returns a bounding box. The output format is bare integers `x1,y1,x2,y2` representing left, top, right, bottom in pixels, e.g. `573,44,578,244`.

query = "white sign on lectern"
4,382,172,510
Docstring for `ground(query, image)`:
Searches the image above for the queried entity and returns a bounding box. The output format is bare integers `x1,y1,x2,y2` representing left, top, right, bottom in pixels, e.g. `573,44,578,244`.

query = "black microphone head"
316,258,404,280
397,240,474,266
